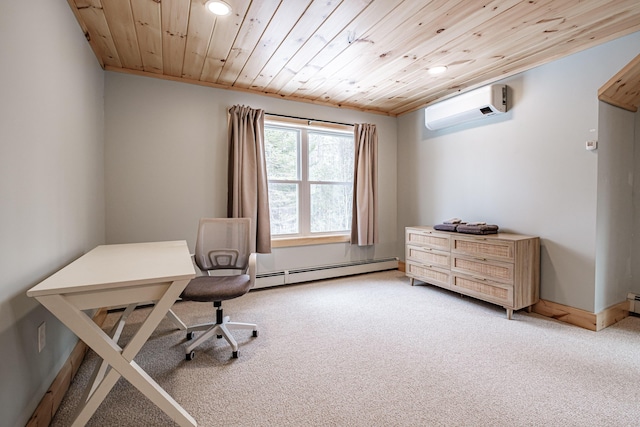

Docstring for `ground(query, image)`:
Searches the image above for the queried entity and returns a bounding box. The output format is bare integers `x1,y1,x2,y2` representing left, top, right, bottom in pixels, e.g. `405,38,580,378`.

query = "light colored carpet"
51,270,640,426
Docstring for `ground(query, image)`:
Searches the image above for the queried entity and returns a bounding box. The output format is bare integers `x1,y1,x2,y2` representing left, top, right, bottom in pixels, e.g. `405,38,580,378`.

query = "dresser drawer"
452,236,514,262
452,274,513,307
406,261,451,288
406,228,450,251
406,244,450,269
451,255,514,284
405,226,539,317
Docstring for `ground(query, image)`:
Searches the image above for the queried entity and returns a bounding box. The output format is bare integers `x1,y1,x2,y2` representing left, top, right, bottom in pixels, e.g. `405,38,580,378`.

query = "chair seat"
181,274,252,302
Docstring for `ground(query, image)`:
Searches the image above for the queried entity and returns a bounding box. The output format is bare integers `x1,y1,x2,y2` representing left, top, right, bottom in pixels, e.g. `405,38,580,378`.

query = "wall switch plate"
38,322,46,353
586,140,597,151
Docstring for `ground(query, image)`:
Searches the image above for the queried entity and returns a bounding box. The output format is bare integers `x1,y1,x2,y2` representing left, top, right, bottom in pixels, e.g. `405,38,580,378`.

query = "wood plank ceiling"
67,0,640,116
599,53,640,112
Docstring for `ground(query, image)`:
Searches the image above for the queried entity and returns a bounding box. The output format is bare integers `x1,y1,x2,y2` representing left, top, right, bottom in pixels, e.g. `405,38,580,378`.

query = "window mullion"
300,128,310,235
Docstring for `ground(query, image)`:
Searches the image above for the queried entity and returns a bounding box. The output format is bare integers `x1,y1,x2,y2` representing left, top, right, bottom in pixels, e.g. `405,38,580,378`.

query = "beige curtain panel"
351,123,379,246
227,105,272,254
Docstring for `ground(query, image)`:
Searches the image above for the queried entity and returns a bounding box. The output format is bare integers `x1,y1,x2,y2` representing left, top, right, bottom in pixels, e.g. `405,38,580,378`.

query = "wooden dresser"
405,226,540,319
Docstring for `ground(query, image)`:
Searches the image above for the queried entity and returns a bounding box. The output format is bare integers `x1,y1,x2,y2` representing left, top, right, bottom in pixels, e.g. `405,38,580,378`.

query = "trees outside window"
265,123,354,237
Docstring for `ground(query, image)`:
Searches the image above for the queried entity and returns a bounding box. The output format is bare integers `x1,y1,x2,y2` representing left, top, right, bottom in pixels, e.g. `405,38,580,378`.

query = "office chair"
180,218,258,360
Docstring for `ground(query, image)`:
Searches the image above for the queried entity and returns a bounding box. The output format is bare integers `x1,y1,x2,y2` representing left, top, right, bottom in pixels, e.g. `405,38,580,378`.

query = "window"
265,120,354,240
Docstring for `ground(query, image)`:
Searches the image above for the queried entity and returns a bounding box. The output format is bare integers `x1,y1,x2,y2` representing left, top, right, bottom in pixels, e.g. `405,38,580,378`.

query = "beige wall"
104,72,399,274
0,1,105,425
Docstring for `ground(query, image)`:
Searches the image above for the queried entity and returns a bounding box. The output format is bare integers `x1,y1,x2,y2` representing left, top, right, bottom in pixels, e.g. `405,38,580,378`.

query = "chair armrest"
190,254,206,276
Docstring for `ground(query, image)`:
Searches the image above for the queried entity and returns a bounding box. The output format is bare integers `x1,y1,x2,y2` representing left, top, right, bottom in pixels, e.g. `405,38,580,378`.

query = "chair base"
184,303,257,359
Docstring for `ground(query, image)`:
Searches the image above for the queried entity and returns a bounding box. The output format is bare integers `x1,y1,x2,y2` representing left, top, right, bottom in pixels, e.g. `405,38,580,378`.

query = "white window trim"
265,116,354,244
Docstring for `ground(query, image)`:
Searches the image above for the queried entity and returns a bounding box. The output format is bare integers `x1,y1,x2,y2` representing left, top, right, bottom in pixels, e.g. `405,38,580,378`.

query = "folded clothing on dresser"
443,218,462,224
456,224,499,235
434,223,460,232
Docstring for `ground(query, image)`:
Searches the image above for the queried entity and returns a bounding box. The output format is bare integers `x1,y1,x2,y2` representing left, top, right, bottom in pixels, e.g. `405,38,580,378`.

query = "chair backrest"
194,218,251,272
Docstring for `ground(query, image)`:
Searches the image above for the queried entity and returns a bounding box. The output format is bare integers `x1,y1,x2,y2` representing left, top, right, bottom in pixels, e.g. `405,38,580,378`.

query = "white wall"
0,1,105,426
397,32,640,313
104,72,398,274
595,102,635,311
633,111,640,296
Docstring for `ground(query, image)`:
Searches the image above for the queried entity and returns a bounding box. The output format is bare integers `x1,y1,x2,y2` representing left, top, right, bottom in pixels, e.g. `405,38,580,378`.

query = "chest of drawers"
405,226,540,319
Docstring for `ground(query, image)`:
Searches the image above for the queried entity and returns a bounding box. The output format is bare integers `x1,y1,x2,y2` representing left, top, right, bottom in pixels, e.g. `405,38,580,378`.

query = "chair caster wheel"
186,331,195,340
252,330,258,337
232,351,238,359
186,351,195,361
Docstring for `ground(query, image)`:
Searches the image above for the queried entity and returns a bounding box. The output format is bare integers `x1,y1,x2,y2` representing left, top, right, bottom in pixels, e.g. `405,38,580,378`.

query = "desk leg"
83,303,137,402
84,303,185,402
167,309,188,330
37,280,196,427
73,368,121,426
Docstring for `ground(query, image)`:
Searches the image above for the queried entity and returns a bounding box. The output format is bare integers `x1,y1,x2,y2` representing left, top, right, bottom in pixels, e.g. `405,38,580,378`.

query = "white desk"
27,241,197,427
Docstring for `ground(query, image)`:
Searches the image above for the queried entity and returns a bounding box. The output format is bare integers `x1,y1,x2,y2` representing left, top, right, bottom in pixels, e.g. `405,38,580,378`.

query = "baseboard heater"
255,257,399,289
628,293,640,316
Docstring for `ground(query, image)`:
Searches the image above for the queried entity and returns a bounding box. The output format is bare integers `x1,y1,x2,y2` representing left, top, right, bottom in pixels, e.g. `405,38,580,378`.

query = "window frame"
264,116,354,246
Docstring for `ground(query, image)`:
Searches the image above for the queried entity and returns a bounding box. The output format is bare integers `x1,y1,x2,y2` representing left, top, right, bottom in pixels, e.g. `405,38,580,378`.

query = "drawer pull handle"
472,276,486,281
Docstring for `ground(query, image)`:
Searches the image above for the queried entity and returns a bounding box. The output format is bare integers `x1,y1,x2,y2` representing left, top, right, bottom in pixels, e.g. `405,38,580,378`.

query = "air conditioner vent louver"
425,84,508,130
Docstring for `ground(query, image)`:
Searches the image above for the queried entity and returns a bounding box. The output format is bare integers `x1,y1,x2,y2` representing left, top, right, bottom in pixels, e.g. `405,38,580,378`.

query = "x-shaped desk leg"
83,305,187,401
80,303,136,404
36,280,196,427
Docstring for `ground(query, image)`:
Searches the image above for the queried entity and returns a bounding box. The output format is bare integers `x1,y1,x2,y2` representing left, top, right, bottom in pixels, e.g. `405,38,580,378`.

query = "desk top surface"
27,241,196,298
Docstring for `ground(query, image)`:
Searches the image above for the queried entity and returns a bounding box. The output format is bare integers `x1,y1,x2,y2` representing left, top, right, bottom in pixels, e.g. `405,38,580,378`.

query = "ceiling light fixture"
205,1,231,16
428,65,448,75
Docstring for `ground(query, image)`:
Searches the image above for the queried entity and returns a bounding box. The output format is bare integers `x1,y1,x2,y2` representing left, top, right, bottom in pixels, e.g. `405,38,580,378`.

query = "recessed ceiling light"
428,66,448,75
205,1,231,16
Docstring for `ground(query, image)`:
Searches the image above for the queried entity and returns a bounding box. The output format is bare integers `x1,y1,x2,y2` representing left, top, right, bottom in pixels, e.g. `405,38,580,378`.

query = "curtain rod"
265,113,353,127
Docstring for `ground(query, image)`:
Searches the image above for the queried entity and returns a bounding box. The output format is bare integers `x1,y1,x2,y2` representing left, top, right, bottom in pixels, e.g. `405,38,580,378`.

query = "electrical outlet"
38,322,46,353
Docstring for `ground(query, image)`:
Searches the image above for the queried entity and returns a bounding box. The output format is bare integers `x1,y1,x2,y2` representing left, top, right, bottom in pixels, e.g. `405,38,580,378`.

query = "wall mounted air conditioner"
425,84,508,130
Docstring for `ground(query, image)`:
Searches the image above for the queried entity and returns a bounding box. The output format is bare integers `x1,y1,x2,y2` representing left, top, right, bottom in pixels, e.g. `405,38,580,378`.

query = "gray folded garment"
443,218,462,224
456,224,499,235
434,223,459,232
